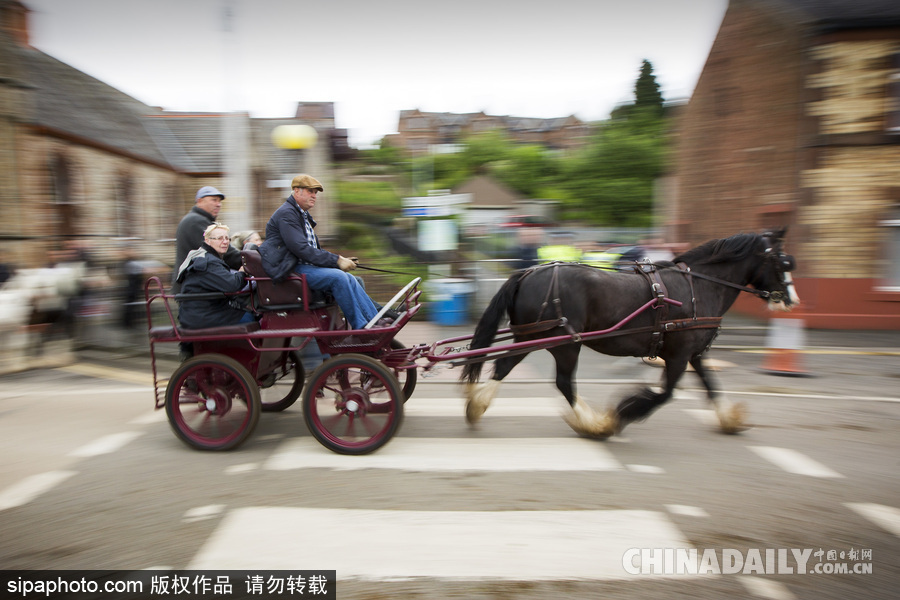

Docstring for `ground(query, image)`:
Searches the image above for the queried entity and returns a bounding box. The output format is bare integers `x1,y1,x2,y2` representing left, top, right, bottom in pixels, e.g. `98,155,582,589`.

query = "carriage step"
149,322,261,341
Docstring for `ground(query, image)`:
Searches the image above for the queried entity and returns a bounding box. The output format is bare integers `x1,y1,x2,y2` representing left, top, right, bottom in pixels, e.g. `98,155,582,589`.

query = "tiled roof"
19,46,174,166
148,114,225,173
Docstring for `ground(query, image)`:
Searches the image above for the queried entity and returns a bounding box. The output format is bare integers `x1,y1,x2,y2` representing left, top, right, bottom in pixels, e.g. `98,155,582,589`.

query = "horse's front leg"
614,354,689,433
550,345,616,439
464,353,525,424
689,354,748,434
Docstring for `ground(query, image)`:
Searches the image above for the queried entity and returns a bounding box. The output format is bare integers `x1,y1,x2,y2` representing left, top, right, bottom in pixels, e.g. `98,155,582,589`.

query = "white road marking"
683,388,900,404
403,396,571,417
68,431,144,458
747,446,843,478
626,464,665,475
0,471,77,511
58,363,153,385
224,463,259,475
189,507,693,580
740,576,796,600
183,504,226,523
0,386,154,399
265,438,624,472
683,408,718,426
845,503,900,538
666,504,710,518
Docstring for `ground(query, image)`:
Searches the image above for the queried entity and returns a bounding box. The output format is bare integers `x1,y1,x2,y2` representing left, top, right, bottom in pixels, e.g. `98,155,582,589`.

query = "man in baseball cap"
195,185,226,201
172,185,239,293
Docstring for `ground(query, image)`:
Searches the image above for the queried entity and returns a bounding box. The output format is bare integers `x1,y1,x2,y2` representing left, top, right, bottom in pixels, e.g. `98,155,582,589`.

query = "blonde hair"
203,222,230,239
231,230,259,249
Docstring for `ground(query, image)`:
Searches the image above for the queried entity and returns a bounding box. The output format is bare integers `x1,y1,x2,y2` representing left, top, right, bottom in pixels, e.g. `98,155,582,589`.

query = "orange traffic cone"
761,318,810,377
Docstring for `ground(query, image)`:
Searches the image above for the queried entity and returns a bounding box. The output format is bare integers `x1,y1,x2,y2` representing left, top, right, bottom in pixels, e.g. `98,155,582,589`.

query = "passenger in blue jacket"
176,223,255,330
258,174,389,330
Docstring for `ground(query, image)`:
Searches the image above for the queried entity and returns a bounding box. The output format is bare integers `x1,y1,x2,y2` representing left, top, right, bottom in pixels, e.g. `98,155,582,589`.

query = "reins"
671,262,780,301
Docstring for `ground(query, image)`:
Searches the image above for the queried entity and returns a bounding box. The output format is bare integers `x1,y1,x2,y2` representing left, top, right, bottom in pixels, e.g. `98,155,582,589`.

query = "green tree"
634,59,664,115
490,144,563,196
561,114,665,226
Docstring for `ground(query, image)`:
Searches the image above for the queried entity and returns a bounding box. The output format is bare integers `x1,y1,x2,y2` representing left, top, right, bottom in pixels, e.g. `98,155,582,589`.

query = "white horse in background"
0,263,87,359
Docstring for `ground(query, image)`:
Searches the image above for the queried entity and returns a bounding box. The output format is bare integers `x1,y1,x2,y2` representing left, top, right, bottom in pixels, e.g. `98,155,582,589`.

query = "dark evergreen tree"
634,59,664,115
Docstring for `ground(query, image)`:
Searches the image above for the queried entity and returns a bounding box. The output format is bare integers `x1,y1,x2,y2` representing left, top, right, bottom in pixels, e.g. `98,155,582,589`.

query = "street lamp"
271,124,318,150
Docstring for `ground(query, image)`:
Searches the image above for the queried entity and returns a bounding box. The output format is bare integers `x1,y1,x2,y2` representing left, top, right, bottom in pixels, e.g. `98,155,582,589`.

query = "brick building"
386,109,592,156
0,1,337,274
667,0,900,328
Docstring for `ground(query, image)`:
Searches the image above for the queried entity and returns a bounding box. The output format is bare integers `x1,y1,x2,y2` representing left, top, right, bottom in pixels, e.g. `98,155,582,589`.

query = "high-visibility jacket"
537,244,582,263
582,250,622,269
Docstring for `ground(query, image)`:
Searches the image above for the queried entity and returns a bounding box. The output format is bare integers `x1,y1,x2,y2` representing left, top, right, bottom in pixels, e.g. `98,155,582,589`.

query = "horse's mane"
674,233,763,266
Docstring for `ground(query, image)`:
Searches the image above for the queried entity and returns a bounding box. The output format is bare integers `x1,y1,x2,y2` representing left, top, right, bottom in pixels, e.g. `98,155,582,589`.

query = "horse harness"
510,262,722,359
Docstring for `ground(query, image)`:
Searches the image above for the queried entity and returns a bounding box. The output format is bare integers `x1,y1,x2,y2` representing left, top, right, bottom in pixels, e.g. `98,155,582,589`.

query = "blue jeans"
294,264,379,329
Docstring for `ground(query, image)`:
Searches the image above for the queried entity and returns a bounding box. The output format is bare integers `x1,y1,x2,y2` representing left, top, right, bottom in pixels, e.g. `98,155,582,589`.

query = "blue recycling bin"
428,278,475,326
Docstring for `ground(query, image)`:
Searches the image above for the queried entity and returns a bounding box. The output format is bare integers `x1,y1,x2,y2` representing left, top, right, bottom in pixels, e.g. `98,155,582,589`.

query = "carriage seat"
240,249,332,310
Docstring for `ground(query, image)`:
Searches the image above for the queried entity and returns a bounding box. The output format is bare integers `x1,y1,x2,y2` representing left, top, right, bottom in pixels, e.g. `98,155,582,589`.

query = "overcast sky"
24,0,728,148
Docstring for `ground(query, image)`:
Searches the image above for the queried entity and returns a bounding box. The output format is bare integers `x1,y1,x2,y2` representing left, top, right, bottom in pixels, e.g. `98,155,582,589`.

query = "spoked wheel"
302,353,404,455
165,354,261,451
258,350,304,412
389,339,417,401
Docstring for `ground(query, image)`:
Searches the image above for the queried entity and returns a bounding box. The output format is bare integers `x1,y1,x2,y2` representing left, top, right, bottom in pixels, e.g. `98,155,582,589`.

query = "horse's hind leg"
551,344,616,439
690,354,748,434
614,355,688,433
464,353,525,425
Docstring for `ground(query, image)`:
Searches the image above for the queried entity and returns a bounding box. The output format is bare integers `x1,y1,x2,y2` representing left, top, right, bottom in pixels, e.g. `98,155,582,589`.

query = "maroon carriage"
145,249,422,454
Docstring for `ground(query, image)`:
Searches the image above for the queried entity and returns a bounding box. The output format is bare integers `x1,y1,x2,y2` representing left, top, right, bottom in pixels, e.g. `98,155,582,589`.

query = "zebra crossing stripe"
845,503,900,538
188,507,693,580
747,446,843,478
0,471,77,511
68,432,144,458
265,438,625,472
403,396,570,417
740,576,796,600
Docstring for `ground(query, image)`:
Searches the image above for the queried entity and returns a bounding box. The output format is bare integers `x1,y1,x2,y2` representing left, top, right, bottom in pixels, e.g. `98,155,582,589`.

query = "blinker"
780,254,796,272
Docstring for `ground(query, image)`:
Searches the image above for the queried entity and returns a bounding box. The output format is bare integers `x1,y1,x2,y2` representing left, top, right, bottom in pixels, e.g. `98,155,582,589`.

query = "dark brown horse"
460,229,799,438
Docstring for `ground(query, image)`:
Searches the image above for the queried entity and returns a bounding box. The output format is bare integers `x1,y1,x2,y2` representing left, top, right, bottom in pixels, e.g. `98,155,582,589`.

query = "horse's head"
754,227,800,312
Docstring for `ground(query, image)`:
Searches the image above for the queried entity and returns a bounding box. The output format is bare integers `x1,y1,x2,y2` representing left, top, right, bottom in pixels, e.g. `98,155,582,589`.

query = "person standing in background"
172,186,241,292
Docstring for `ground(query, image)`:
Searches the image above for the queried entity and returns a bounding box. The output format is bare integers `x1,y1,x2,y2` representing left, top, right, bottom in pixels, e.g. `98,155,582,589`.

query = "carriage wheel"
258,350,304,412
389,339,417,401
302,353,403,455
165,354,261,451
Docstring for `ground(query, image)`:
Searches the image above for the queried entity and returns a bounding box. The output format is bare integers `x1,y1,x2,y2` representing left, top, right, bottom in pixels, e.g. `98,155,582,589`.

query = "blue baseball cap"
196,186,225,201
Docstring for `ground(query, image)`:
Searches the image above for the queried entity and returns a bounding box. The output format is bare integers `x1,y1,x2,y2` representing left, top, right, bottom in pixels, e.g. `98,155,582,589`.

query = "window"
880,207,900,290
50,154,78,238
887,52,900,134
115,175,136,238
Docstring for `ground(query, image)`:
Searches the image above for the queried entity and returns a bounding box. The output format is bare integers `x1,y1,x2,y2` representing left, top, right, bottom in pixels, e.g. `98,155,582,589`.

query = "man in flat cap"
259,174,390,329
172,185,242,292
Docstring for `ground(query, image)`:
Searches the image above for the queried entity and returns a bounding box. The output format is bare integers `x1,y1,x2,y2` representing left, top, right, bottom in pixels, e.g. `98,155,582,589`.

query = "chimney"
0,1,30,47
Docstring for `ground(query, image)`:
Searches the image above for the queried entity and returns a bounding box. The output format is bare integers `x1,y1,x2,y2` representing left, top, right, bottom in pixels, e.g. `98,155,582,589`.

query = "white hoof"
464,379,500,425
716,401,749,434
563,397,617,439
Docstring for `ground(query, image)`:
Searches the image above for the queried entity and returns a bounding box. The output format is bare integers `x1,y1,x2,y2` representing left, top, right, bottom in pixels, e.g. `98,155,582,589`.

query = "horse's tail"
460,270,527,384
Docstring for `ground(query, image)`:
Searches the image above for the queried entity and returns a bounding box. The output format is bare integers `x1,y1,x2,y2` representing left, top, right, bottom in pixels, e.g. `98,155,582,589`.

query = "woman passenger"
175,223,255,329
231,230,262,251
